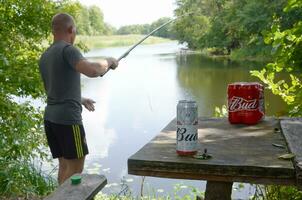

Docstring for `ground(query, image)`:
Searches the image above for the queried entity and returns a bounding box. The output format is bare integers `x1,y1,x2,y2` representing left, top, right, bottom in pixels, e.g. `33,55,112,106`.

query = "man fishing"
39,13,118,184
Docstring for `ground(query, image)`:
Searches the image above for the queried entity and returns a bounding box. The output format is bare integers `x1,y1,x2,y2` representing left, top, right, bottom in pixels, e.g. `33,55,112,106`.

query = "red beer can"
228,82,265,125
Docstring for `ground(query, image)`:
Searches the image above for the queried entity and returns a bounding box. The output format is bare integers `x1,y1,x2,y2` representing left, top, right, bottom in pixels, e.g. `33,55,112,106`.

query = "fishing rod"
100,13,190,77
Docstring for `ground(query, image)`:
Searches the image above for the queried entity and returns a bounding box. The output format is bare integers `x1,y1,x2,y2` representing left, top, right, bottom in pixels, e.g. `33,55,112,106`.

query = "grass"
76,34,173,49
93,180,205,200
0,159,56,199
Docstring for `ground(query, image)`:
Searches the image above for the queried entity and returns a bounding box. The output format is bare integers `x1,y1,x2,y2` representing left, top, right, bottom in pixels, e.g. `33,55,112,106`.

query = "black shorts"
44,120,89,159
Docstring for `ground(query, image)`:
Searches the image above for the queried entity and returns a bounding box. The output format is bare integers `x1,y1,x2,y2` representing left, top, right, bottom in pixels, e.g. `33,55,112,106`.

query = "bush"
0,159,56,198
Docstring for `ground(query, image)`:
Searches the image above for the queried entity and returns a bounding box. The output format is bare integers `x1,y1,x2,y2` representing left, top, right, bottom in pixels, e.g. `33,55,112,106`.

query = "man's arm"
75,58,118,78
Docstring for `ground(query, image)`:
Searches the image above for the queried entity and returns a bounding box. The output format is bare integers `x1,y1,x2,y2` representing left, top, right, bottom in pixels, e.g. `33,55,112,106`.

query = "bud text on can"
176,100,198,155
228,82,265,125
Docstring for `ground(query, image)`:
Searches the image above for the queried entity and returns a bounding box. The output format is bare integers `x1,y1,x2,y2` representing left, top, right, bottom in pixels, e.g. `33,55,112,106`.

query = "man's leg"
48,123,88,184
44,121,67,184
58,157,67,184
58,156,86,184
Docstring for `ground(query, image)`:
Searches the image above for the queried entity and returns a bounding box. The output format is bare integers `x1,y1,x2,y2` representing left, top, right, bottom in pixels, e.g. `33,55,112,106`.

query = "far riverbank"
77,34,271,63
77,34,174,49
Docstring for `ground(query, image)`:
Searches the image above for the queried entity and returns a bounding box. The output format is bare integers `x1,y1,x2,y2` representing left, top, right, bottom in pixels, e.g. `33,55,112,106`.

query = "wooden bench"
44,174,107,200
281,118,302,190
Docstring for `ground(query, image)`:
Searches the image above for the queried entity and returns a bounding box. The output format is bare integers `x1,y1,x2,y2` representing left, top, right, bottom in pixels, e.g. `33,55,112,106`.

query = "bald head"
52,13,75,34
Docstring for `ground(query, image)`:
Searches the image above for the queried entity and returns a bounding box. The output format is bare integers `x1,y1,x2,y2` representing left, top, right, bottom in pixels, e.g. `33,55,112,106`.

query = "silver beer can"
176,100,198,155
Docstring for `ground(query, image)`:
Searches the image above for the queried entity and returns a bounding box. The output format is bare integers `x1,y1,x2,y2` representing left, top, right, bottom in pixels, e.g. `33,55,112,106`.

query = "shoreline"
78,35,270,63
76,34,174,50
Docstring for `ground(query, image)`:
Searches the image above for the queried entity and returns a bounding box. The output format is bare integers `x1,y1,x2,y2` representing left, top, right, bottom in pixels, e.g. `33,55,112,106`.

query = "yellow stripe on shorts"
76,125,84,157
72,125,80,158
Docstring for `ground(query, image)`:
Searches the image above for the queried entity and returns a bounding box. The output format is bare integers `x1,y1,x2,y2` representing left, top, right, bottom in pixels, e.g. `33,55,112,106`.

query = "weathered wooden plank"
127,168,295,186
128,117,296,185
44,174,107,200
281,118,302,190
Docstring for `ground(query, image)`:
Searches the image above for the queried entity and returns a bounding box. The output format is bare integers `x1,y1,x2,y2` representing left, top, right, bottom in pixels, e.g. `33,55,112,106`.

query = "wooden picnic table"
128,117,302,200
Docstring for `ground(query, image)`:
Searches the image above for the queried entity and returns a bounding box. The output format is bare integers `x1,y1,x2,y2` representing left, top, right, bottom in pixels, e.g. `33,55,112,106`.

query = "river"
76,42,286,199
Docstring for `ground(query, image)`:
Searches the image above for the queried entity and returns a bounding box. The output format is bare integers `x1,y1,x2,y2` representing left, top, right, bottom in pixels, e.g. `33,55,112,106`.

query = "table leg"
204,181,233,200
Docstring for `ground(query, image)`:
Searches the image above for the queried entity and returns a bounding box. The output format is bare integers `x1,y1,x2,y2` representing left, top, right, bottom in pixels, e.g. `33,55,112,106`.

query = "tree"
89,5,105,35
76,5,91,35
75,5,108,36
173,0,287,57
150,17,176,39
117,24,146,35
115,18,176,39
251,0,302,116
173,0,219,49
104,22,117,35
0,0,81,197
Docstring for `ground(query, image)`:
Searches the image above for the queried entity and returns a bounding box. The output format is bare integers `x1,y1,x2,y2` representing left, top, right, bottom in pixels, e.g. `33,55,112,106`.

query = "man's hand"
106,57,119,70
81,97,96,111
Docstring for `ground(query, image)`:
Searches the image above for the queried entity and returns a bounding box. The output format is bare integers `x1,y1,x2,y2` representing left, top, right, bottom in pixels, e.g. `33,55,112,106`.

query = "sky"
78,0,176,28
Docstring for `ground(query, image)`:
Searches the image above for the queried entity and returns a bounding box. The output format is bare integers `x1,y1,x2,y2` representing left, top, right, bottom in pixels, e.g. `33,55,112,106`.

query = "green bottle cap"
71,175,81,185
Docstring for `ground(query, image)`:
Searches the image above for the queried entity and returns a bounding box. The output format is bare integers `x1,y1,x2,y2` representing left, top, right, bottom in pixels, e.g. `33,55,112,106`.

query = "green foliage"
173,0,287,58
171,183,204,200
214,105,227,117
230,44,272,62
150,17,176,39
76,5,92,35
0,101,47,160
0,0,78,197
74,4,108,35
0,0,54,180
0,0,54,98
251,0,302,196
251,0,302,116
89,6,105,35
174,0,211,49
0,159,56,197
174,0,227,50
104,23,117,35
95,182,204,200
0,101,56,197
117,24,150,35
116,17,176,39
252,185,302,200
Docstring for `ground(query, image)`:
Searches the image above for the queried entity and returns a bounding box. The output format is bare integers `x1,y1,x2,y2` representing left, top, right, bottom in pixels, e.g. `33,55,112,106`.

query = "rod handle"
100,56,124,77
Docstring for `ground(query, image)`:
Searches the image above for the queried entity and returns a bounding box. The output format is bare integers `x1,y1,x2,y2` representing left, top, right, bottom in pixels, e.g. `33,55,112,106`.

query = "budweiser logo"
228,96,258,112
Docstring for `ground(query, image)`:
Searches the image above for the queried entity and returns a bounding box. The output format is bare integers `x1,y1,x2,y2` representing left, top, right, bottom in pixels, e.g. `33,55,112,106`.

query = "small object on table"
193,148,212,160
71,175,82,185
272,143,285,149
279,153,295,160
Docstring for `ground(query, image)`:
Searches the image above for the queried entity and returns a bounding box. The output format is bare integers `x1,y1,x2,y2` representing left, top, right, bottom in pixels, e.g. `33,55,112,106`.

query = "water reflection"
176,54,286,116
82,78,117,159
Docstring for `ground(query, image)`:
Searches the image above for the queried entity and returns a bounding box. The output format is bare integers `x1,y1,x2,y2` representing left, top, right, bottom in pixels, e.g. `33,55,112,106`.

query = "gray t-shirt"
39,40,85,125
